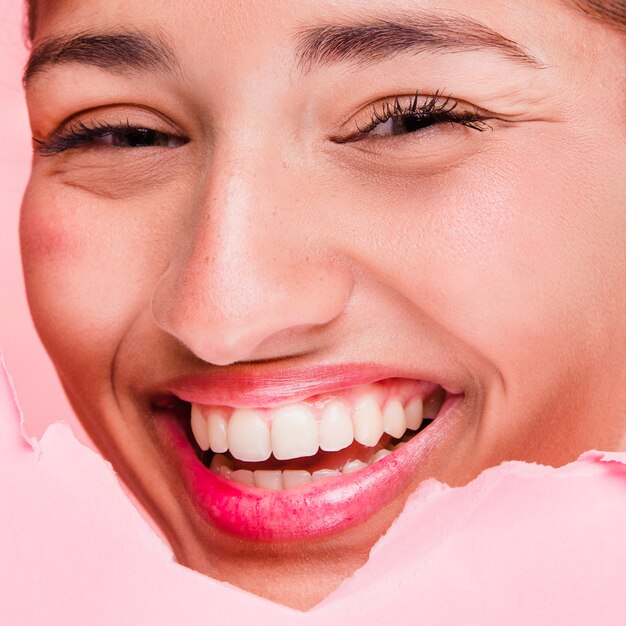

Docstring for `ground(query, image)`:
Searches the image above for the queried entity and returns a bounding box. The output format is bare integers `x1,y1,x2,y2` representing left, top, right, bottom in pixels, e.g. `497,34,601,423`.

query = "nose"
151,151,353,366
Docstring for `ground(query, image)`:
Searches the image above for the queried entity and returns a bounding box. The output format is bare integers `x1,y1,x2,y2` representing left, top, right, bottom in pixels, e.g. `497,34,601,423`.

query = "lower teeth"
212,456,369,489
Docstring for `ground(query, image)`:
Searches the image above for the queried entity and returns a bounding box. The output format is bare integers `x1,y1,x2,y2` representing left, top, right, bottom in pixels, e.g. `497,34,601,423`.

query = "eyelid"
34,104,188,145
330,91,491,142
32,106,190,155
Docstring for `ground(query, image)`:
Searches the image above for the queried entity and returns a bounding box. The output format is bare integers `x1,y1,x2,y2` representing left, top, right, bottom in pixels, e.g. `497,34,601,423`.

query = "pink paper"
2,351,625,625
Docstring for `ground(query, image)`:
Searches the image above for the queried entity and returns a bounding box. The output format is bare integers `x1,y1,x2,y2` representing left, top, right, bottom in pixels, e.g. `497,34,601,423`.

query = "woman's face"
21,0,626,610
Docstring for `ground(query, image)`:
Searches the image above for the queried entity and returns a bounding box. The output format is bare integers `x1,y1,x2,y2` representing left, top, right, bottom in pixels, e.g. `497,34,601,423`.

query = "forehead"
32,0,559,46
29,0,588,87
25,0,625,115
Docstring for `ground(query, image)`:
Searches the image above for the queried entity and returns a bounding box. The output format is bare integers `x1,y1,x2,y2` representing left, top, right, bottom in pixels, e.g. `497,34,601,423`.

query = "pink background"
0,0,83,442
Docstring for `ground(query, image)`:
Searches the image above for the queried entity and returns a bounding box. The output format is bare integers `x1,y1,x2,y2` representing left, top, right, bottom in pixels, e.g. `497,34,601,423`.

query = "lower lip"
157,394,462,541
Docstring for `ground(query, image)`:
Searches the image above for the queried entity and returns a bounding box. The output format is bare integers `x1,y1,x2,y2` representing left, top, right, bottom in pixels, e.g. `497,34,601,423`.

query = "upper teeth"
190,382,434,462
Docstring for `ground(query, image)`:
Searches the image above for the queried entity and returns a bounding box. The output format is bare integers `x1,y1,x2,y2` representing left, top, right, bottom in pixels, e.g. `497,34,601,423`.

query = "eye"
334,91,492,144
90,127,178,148
33,120,188,155
369,115,433,136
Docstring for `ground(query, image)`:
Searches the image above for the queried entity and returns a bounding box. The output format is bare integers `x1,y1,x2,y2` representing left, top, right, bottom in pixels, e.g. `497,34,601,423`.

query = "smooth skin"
21,0,626,610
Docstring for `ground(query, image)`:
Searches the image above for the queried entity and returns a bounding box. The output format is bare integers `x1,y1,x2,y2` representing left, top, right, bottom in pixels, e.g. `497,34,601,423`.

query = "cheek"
426,154,605,366
334,139,607,379
20,185,84,347
19,181,166,377
424,161,572,340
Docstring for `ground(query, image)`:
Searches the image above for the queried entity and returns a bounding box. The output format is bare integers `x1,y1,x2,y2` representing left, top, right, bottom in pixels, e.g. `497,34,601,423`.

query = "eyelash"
338,91,492,143
33,120,187,155
33,91,490,155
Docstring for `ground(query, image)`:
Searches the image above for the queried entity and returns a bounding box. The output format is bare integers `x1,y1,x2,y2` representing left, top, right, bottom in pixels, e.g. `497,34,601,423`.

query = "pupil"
396,115,434,134
124,128,158,147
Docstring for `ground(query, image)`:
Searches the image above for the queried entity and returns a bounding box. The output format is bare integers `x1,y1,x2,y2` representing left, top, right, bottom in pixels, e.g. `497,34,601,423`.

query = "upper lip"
163,362,461,408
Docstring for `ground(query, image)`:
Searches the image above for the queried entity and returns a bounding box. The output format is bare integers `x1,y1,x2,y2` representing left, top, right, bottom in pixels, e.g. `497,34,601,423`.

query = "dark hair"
24,0,626,42
572,0,626,31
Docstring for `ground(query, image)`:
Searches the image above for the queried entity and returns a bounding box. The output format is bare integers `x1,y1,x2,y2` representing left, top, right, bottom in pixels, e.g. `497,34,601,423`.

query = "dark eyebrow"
23,30,179,85
293,11,543,72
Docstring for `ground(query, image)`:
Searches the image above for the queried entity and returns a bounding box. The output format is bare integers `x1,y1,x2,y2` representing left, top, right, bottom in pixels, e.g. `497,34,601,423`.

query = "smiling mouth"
184,379,446,490
152,373,462,540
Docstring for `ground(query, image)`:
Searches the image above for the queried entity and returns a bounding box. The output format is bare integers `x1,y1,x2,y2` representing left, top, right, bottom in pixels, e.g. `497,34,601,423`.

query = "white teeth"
227,409,271,462
208,408,228,453
371,449,391,463
216,457,382,488
382,399,407,438
342,459,367,474
270,403,319,460
319,401,354,452
405,397,424,430
254,470,283,490
190,387,439,462
282,470,312,489
217,462,374,488
312,469,341,482
191,404,210,451
230,469,255,486
353,395,384,446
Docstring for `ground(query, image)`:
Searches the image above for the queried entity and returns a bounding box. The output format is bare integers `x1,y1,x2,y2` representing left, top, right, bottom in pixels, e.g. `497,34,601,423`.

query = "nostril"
151,265,354,367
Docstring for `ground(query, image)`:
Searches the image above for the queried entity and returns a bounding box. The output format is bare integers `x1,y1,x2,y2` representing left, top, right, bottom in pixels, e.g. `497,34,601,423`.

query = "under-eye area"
155,379,448,491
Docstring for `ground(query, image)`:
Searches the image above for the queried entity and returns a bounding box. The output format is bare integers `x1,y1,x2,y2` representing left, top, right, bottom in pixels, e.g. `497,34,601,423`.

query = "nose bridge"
152,147,352,365
190,156,303,322
196,155,281,300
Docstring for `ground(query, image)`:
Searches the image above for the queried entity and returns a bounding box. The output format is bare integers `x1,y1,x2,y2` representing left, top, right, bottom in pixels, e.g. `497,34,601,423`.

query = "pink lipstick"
152,364,462,540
